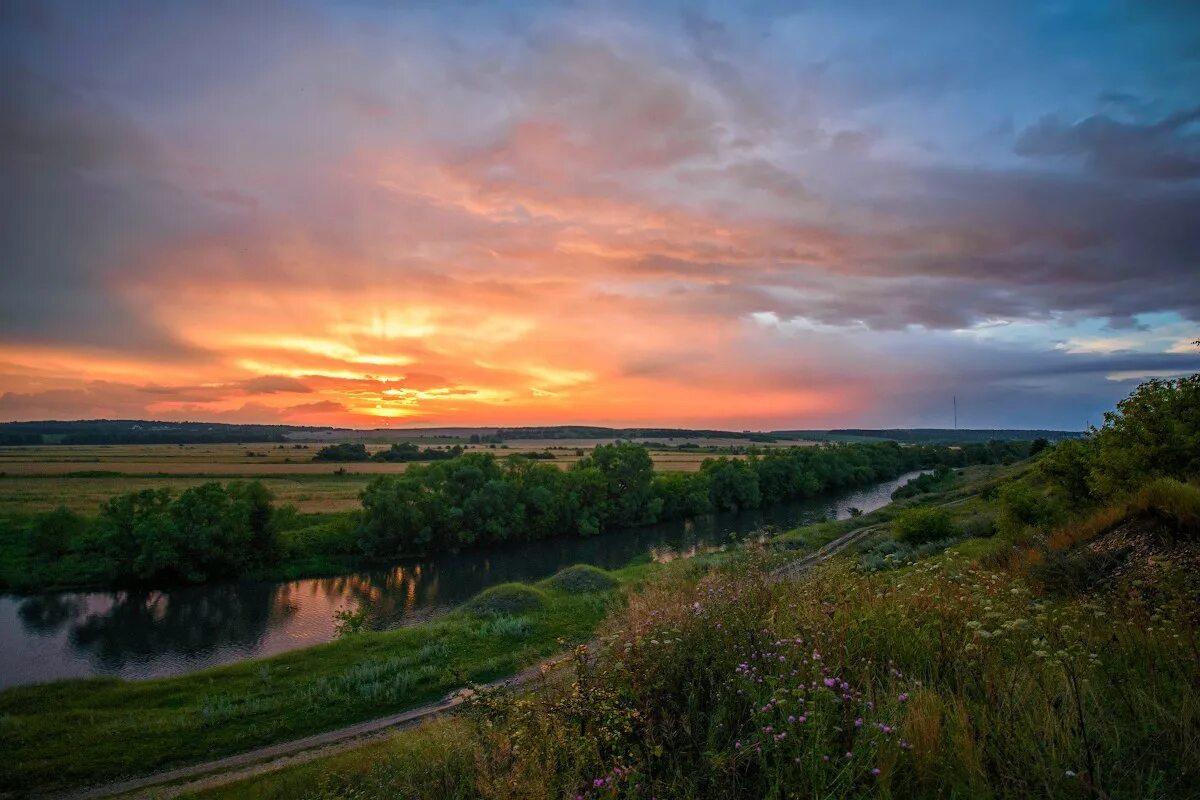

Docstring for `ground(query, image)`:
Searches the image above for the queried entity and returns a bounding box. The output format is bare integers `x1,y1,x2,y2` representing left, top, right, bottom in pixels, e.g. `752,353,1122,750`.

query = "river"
0,471,924,689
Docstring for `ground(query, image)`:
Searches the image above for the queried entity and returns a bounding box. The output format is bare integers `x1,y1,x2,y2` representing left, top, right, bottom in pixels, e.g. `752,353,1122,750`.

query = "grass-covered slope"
183,367,1200,800
0,563,651,794
188,477,1200,800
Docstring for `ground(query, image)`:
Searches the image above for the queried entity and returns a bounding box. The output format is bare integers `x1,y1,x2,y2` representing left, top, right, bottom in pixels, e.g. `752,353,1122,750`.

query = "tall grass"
196,518,1200,800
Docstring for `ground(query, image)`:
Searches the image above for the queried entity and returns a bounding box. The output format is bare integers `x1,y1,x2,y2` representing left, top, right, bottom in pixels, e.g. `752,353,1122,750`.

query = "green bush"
1089,374,1200,498
891,506,954,544
995,481,1061,537
957,510,997,539
539,564,618,594
466,583,546,617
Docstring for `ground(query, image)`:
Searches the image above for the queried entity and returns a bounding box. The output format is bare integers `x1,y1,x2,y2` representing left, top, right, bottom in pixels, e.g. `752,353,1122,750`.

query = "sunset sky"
2,1,1198,430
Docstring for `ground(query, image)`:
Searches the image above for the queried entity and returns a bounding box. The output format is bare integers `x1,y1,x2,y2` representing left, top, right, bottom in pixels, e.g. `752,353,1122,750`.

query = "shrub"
466,583,546,617
860,537,960,571
539,564,618,594
957,510,997,539
892,507,954,544
995,482,1061,537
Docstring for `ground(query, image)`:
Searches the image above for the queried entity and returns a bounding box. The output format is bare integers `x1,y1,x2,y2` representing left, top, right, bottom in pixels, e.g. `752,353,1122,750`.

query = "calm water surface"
0,471,925,688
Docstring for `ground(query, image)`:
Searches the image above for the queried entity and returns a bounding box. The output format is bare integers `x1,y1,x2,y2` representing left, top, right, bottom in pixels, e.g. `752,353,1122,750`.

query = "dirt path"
769,523,883,581
46,657,565,800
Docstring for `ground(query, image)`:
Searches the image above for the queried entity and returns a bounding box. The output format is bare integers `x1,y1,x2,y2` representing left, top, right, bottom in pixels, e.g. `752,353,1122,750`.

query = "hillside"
176,375,1200,800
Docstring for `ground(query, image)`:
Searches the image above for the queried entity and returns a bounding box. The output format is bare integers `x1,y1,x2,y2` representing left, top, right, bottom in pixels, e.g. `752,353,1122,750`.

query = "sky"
1,1,1198,430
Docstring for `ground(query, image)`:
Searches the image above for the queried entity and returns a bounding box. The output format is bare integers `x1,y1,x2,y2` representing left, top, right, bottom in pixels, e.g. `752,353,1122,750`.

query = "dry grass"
0,474,371,513
0,443,739,514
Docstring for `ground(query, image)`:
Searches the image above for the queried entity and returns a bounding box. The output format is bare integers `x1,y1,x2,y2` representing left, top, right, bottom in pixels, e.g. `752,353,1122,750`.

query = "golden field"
0,441,770,514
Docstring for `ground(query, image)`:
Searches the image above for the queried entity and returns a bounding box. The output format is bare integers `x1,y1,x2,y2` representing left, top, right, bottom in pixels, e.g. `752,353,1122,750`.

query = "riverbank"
0,560,671,794
0,471,929,688
0,466,953,795
182,472,1200,800
1,440,1027,596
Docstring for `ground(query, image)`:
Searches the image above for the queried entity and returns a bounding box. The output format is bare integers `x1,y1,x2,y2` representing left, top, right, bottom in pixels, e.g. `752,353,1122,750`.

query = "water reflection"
0,471,924,688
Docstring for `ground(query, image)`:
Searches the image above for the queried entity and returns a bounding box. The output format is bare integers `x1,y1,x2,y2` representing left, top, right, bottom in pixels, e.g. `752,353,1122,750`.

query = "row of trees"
313,442,465,463
26,481,280,585
15,436,1047,587
356,440,1026,557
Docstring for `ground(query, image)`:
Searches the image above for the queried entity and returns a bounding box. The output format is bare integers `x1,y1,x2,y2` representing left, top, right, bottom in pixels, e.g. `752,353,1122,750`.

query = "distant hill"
495,426,779,442
0,419,328,446
0,419,1082,446
772,428,1083,444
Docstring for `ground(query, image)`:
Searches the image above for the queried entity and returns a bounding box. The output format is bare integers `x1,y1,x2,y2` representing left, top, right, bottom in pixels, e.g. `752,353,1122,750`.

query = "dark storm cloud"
1015,107,1200,181
0,58,214,358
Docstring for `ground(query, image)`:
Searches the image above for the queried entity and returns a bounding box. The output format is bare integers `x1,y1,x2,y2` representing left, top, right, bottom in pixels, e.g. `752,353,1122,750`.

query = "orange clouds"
5,3,1198,431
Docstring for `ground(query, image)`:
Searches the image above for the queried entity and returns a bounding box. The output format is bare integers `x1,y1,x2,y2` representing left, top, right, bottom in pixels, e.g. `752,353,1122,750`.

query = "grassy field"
0,464,1011,795
0,560,674,794
0,442,749,514
182,472,1200,800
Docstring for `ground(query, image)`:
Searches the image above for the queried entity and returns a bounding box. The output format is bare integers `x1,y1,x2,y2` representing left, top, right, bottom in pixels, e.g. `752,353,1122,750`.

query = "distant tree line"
494,426,778,442
0,420,312,445
356,440,1032,557
776,428,1082,444
312,442,466,463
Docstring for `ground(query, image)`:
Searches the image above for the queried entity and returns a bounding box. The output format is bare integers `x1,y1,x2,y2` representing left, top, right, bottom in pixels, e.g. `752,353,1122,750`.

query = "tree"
1039,438,1096,507
358,476,435,555
574,442,660,528
703,458,761,512
892,507,953,544
653,472,713,519
27,506,85,558
1088,374,1200,498
313,442,370,462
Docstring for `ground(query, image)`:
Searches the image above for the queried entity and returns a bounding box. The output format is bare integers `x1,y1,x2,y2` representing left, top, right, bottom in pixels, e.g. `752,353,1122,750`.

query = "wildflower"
1065,770,1076,778
872,768,881,776
854,717,863,727
898,693,909,702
